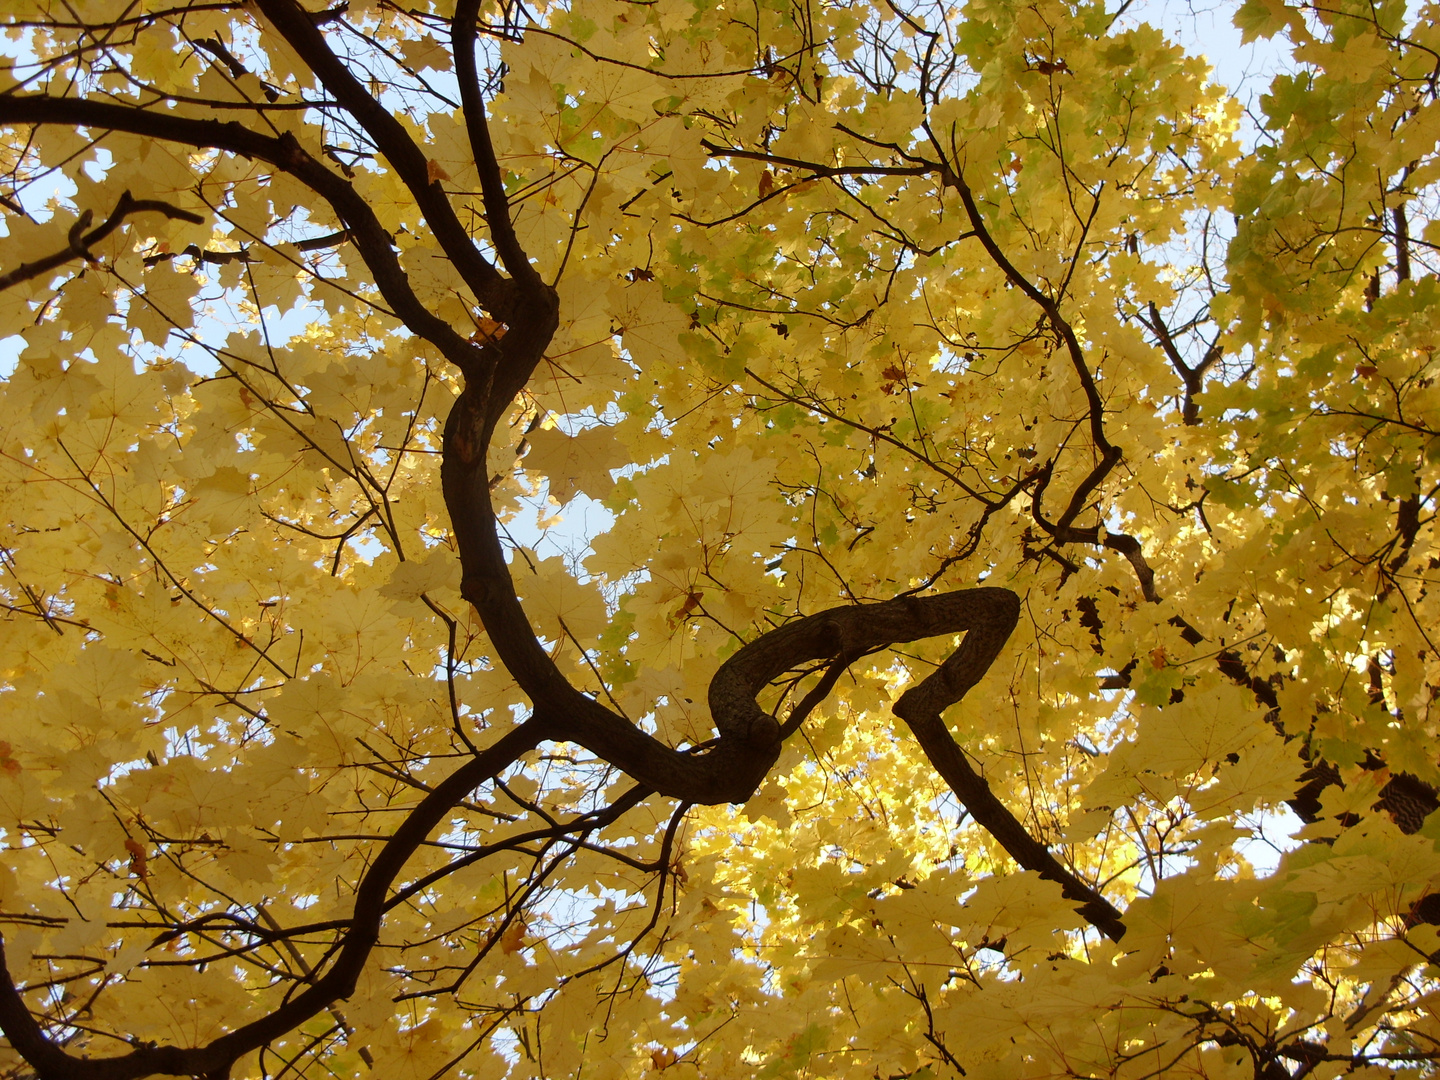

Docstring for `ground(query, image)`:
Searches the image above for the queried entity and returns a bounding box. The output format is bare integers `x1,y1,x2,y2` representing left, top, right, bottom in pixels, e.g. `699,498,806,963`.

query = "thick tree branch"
251,0,512,314
0,722,545,1080
441,392,1129,933
0,94,484,377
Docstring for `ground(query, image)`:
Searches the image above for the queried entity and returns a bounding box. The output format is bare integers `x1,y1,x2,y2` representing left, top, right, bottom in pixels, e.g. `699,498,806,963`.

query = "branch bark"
451,0,540,290
0,94,484,377
251,0,512,314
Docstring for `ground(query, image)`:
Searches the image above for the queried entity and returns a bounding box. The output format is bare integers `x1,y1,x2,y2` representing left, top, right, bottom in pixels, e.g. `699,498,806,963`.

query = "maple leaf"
469,315,507,344
498,920,528,955
880,363,909,394
124,838,148,880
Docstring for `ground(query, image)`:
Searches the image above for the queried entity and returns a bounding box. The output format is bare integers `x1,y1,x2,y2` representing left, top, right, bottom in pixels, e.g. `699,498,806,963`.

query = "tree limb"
251,0,511,314
0,94,484,378
0,722,545,1080
0,191,203,293
451,0,540,290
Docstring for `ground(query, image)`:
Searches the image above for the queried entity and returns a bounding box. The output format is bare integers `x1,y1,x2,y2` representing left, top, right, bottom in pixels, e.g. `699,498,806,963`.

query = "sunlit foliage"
1,0,1439,1076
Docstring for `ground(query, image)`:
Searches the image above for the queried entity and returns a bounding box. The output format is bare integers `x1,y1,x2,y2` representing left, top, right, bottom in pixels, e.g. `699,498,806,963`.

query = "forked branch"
0,191,203,293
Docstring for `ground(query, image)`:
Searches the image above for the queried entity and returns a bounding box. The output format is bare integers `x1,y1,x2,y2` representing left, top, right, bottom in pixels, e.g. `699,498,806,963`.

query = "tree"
0,0,1437,1074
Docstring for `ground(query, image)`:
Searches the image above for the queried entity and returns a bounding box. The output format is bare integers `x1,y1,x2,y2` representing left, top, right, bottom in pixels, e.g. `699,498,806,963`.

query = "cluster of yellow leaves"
1,0,1439,1076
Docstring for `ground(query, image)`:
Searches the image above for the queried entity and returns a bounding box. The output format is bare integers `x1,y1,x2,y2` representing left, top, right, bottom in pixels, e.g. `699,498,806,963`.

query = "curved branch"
437,303,1123,939
722,586,1124,937
0,93,484,378
440,395,1127,932
0,722,545,1080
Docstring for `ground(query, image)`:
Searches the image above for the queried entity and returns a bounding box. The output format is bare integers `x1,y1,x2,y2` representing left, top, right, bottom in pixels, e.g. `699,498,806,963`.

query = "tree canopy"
0,0,1438,1076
